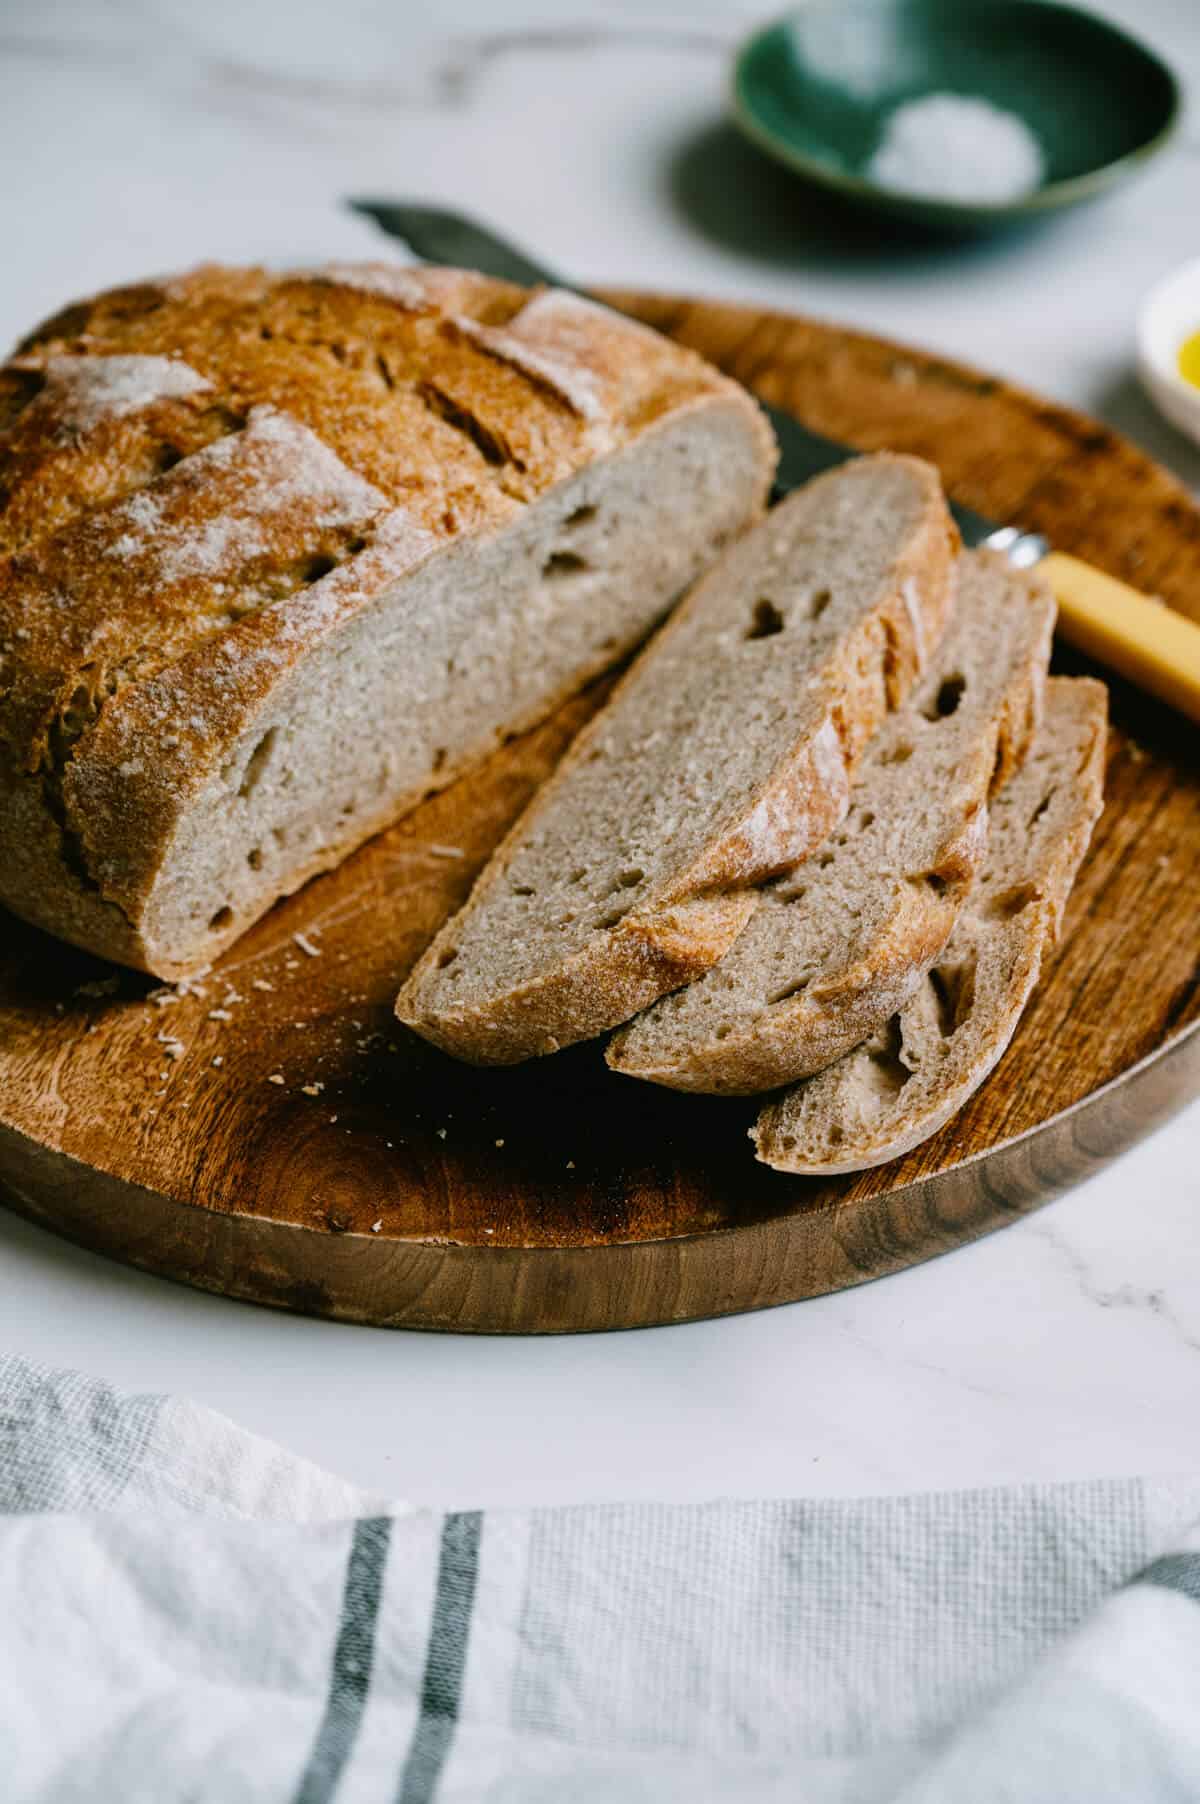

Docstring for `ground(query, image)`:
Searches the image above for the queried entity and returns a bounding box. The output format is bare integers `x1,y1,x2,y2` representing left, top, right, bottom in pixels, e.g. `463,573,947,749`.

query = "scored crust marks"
3,406,394,778
4,412,438,916
451,289,696,438
302,262,521,323
0,267,743,785
99,406,388,577
0,262,775,974
305,270,666,431
5,265,726,534
26,354,212,436
307,263,464,309
0,352,235,561
455,299,611,427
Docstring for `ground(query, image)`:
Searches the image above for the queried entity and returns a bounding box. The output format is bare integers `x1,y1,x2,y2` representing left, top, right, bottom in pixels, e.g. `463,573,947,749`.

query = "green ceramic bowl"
732,0,1181,230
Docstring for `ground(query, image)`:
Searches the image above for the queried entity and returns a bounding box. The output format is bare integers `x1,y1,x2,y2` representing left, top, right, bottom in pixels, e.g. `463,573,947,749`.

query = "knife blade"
348,198,1013,555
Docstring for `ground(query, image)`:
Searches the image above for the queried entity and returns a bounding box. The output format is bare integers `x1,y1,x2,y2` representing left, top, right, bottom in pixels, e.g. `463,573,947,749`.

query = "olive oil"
1178,330,1200,390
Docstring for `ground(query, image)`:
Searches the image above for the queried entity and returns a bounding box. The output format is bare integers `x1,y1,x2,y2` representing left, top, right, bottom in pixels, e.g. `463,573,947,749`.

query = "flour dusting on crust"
101,406,387,579
456,294,614,426
39,354,211,435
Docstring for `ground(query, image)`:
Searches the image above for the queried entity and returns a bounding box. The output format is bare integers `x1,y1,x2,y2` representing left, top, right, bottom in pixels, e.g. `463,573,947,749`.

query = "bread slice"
0,264,775,978
753,678,1107,1174
397,455,959,1064
607,551,1055,1094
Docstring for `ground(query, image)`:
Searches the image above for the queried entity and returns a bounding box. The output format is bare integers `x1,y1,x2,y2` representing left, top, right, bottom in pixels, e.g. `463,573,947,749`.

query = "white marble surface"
1,0,1198,1507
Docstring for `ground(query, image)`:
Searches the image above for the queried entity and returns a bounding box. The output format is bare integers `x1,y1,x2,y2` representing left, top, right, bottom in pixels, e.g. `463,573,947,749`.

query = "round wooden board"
2,293,1199,1334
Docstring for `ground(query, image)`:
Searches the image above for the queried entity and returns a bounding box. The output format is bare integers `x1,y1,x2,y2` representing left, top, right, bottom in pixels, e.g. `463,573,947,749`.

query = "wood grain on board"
2,293,1198,1332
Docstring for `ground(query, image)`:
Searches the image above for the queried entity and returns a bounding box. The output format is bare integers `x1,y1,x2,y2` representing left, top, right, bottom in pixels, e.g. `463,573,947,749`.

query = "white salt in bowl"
1138,259,1200,450
731,0,1181,232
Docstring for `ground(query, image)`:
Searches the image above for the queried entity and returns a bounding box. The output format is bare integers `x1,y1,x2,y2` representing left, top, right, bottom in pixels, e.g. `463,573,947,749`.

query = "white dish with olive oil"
1139,257,1200,449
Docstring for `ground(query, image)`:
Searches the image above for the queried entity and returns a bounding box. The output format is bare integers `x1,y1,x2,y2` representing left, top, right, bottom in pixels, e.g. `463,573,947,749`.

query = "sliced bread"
606,550,1055,1094
397,454,959,1064
0,264,775,978
752,677,1108,1174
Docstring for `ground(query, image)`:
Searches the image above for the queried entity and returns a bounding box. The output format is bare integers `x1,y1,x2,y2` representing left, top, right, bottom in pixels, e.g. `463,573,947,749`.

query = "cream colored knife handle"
1039,551,1200,727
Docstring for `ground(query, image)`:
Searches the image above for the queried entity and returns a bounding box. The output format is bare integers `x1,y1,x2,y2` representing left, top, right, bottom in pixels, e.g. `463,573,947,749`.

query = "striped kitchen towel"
4,1351,1200,1802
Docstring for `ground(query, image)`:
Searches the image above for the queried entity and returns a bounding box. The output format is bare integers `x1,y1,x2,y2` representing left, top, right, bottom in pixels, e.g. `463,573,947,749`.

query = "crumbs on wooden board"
145,972,210,1007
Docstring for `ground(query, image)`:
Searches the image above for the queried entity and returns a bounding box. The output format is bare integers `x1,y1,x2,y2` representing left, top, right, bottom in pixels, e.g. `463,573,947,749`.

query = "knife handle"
1039,552,1200,728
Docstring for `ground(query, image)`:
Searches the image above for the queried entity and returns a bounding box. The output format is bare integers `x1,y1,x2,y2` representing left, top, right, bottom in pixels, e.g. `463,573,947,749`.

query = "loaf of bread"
396,455,959,1064
0,263,775,978
753,678,1108,1173
606,550,1055,1094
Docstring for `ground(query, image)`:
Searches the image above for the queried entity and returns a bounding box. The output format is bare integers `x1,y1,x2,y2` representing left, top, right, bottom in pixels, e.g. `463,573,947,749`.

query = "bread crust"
0,264,775,975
